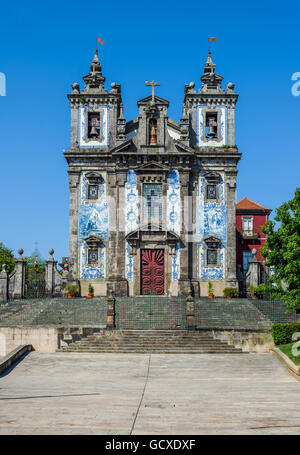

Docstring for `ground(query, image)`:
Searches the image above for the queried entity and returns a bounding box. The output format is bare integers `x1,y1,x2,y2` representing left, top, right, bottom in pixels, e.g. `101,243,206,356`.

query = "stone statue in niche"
149,119,157,144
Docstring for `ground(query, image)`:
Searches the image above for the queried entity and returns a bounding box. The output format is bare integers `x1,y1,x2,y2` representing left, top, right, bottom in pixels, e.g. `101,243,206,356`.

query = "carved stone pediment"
203,171,221,183
203,235,221,248
84,234,105,247
135,161,170,173
126,223,180,256
85,171,103,184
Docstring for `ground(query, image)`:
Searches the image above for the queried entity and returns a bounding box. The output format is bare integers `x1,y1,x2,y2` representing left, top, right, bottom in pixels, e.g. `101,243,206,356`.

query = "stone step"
60,348,244,354
58,327,244,354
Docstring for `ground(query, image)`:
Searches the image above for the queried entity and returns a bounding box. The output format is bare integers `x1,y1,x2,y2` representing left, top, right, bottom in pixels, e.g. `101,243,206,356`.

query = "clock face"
78,105,109,148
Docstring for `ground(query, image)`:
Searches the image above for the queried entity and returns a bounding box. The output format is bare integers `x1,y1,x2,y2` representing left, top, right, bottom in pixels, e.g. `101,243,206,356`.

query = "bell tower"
64,49,124,292
183,52,241,294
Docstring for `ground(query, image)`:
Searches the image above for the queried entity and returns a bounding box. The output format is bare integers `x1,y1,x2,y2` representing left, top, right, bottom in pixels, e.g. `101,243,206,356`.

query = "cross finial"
145,80,160,103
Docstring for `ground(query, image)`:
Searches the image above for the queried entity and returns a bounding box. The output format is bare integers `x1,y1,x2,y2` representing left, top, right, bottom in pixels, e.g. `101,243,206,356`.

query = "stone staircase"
59,329,245,354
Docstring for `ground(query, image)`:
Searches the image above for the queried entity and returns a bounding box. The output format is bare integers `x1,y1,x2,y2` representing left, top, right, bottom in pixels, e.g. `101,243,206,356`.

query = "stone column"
106,289,116,329
45,248,57,297
185,290,195,330
70,105,78,148
246,248,261,294
178,171,191,296
13,249,26,299
190,173,200,297
227,105,236,146
0,264,8,301
226,172,238,289
68,171,80,285
106,171,128,296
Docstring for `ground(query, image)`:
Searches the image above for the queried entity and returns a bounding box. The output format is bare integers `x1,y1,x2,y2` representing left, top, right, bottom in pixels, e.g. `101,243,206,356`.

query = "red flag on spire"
97,37,104,45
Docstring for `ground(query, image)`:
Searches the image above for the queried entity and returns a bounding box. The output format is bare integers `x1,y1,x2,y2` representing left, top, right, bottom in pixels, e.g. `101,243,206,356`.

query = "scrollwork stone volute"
226,174,236,189
68,172,80,189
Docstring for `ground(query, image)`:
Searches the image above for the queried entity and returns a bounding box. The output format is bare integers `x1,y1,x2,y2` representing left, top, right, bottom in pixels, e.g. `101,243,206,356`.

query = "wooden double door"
141,249,164,295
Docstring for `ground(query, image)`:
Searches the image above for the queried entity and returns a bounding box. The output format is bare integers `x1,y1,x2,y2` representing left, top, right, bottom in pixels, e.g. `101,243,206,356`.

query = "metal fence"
115,295,186,329
0,298,107,327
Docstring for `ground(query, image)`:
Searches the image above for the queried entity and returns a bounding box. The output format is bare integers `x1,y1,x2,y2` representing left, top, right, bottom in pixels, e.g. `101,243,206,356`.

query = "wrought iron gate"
115,295,186,329
25,262,46,298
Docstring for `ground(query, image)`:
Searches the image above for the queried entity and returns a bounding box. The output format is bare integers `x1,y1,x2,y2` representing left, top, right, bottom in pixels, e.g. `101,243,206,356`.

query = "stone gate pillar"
0,264,8,301
13,249,26,299
246,248,261,293
185,290,195,330
45,248,57,297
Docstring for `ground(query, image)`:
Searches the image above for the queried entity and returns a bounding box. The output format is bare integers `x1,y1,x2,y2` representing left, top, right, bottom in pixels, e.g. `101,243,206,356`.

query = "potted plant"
88,283,94,298
223,287,238,299
63,285,80,298
248,285,262,299
208,280,214,299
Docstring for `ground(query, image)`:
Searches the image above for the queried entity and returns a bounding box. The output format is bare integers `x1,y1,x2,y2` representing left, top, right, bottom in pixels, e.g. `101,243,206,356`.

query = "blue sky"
0,0,299,261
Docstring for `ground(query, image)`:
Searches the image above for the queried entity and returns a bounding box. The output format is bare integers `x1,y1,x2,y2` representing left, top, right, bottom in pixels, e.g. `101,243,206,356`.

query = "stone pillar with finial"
13,249,26,299
106,289,116,329
185,289,196,330
0,264,8,301
45,248,56,297
246,248,261,295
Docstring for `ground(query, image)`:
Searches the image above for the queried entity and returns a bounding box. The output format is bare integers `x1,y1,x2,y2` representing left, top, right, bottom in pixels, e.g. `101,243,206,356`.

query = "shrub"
208,280,213,295
63,285,80,297
223,287,238,298
248,285,263,298
271,323,300,345
88,283,94,294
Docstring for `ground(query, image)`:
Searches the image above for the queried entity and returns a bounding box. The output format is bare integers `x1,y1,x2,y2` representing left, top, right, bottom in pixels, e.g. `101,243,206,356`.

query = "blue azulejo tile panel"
125,241,134,282
79,245,107,279
78,175,109,280
167,170,181,281
78,105,110,148
125,170,138,281
167,170,181,235
196,105,227,147
196,174,227,280
172,241,180,281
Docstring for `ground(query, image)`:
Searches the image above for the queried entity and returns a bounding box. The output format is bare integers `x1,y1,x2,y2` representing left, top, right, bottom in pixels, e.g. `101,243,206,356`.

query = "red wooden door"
141,249,164,295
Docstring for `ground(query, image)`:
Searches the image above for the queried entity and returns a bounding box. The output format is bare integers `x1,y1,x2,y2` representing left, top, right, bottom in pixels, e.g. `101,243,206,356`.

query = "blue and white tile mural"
125,170,138,281
78,105,110,148
196,174,227,280
167,170,181,281
78,175,108,279
196,105,227,147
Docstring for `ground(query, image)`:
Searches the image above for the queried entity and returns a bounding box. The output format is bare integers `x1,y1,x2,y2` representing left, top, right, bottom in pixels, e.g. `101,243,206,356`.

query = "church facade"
64,49,241,297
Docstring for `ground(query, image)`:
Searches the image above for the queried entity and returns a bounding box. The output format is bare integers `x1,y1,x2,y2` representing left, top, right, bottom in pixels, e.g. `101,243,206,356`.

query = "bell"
207,125,216,137
90,126,99,138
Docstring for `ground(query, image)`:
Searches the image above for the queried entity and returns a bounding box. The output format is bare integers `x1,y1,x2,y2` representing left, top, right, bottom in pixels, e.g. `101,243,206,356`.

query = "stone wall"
0,327,58,355
212,330,274,353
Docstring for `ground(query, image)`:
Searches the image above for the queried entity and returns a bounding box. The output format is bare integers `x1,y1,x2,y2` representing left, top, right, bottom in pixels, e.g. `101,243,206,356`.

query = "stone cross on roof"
145,80,160,103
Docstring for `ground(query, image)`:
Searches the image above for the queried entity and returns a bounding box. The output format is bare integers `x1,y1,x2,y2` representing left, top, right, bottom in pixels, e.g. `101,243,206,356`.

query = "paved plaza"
0,352,300,435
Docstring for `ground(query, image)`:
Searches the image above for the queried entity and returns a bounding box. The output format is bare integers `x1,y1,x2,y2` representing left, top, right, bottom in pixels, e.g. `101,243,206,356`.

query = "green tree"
0,242,15,274
260,188,300,311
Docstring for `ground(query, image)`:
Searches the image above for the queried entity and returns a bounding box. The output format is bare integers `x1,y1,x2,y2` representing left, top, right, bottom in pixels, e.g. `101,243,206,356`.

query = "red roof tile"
236,197,271,211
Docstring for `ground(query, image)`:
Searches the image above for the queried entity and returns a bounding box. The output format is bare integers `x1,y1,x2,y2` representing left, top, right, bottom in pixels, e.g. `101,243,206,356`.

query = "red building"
236,198,272,279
